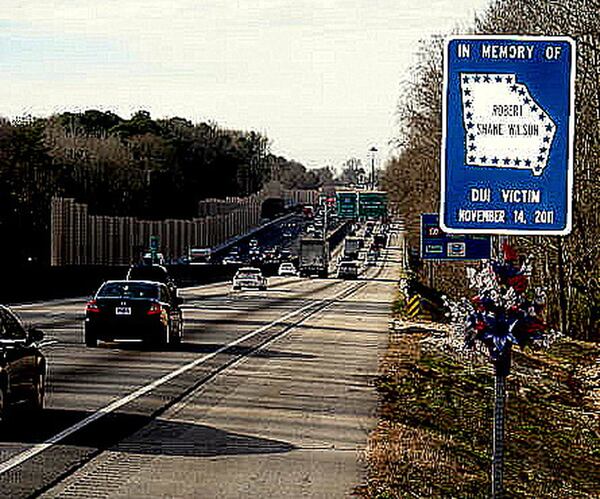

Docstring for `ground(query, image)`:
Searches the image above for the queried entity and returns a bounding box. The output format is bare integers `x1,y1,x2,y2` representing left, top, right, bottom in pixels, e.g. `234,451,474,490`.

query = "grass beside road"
358,319,600,498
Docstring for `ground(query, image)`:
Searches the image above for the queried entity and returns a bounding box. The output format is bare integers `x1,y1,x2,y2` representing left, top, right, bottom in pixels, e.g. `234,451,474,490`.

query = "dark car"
84,280,183,348
0,305,46,419
337,260,360,279
127,264,177,296
374,233,387,249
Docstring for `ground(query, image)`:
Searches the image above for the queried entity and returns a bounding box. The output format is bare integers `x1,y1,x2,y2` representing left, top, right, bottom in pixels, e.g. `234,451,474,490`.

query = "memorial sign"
441,36,575,234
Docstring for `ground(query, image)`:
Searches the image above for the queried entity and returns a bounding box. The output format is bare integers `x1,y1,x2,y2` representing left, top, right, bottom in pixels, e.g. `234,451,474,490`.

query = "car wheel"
0,385,6,424
84,330,98,348
29,371,45,411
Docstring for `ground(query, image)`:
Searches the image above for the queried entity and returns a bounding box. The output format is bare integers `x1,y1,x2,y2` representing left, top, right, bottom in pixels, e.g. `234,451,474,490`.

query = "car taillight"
147,303,162,315
86,300,100,313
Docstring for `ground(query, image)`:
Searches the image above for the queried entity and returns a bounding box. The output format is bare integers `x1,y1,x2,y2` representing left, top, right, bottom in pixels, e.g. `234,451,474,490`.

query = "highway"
0,234,401,498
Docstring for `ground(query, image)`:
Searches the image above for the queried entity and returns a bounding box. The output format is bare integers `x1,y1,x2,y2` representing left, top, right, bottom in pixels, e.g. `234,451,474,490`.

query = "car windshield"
98,282,159,299
238,270,260,277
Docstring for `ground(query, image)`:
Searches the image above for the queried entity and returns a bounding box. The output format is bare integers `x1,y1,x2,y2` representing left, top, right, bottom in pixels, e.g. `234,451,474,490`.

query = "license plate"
115,307,131,315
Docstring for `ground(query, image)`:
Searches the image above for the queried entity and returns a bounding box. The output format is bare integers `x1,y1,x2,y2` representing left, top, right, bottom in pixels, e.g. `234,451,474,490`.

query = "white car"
232,267,267,291
278,262,298,276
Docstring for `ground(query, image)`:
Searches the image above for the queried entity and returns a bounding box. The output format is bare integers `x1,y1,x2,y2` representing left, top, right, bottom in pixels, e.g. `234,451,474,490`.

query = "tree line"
0,109,333,266
383,0,600,340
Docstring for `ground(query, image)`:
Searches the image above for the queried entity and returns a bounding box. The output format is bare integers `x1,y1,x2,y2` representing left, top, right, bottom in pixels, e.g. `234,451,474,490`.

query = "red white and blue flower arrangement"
464,242,548,374
424,242,561,371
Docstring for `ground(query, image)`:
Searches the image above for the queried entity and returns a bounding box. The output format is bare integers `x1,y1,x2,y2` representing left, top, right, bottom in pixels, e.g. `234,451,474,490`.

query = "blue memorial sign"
441,36,575,235
421,213,491,260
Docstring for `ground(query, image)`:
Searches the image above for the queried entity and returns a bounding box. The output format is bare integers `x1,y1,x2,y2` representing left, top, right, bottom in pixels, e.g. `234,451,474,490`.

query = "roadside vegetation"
365,1,600,495
358,317,600,498
0,110,338,266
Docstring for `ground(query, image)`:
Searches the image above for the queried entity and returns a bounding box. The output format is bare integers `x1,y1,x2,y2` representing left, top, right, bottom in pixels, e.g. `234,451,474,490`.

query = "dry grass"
357,324,600,498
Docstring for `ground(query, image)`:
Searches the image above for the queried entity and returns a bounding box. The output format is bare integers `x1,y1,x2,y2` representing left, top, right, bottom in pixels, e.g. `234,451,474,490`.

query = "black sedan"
84,280,183,348
0,305,46,420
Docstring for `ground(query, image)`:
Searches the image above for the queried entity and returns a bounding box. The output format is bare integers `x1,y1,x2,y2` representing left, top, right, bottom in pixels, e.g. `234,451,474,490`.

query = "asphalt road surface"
0,236,402,498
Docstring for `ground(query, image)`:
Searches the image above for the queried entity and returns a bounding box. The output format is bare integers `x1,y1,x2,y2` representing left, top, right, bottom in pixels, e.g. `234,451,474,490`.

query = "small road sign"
149,235,160,251
336,191,358,219
421,213,491,260
441,35,575,235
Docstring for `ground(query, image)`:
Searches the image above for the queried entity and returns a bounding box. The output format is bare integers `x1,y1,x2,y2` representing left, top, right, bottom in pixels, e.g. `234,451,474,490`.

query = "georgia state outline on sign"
460,73,556,176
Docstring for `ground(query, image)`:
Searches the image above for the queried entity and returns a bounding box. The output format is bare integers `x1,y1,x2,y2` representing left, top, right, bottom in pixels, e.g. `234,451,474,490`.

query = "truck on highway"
299,237,329,278
343,237,362,260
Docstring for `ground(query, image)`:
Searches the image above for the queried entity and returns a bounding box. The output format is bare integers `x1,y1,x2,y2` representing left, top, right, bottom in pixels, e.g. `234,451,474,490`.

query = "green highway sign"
336,191,358,219
358,191,387,219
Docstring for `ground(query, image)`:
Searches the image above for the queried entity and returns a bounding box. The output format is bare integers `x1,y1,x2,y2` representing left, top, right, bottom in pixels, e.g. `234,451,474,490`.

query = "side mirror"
28,328,44,343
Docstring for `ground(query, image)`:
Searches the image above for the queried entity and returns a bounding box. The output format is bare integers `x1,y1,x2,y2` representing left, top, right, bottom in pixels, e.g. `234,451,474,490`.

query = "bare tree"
384,0,600,339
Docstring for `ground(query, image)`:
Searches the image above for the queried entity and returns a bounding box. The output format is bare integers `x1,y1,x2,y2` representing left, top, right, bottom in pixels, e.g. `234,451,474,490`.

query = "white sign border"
440,34,576,236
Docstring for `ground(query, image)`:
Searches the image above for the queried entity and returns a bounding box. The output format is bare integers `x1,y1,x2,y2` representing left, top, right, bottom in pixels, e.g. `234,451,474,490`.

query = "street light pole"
369,146,378,189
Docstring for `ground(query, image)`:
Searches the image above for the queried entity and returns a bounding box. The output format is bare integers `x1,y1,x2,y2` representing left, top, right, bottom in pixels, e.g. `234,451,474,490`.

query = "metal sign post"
492,370,506,498
441,36,575,235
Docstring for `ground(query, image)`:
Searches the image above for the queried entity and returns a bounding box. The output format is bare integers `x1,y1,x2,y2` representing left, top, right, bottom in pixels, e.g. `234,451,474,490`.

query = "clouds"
1,0,489,168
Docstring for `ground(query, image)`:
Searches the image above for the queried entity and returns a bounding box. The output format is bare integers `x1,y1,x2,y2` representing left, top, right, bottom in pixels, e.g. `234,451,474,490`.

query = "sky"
1,0,491,171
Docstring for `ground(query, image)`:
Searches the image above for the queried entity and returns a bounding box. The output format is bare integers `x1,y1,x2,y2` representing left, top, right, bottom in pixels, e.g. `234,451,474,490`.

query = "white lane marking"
0,284,352,476
167,283,365,416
